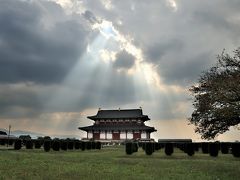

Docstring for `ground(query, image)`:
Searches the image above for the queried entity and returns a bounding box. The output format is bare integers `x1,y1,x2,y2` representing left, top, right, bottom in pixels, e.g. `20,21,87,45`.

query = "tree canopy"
189,48,240,139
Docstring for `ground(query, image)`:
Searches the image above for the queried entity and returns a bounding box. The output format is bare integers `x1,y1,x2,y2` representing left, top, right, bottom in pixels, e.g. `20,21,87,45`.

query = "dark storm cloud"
0,83,55,118
0,59,141,119
188,1,240,39
0,0,89,84
82,10,100,24
0,0,92,119
83,0,240,87
113,50,135,70
1,0,240,123
143,39,212,86
145,39,184,63
157,53,212,86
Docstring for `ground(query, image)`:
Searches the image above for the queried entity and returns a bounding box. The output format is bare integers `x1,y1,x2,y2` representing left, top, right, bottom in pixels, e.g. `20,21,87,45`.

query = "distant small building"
0,131,7,136
79,108,157,142
0,131,17,140
158,139,192,143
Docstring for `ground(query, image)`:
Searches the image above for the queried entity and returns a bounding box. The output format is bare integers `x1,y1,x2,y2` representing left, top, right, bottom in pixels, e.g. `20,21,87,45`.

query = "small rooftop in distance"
0,131,7,135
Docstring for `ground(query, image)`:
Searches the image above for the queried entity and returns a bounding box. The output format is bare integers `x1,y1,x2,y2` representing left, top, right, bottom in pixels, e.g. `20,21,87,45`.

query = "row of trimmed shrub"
125,142,240,157
12,139,101,152
181,142,240,157
126,142,163,155
0,139,15,146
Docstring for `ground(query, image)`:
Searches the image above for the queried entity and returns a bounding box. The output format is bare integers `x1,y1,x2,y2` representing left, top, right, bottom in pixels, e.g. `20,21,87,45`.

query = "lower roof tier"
79,124,156,132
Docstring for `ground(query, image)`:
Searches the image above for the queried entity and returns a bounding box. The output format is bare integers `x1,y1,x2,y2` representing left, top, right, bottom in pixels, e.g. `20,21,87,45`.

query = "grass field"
0,146,239,180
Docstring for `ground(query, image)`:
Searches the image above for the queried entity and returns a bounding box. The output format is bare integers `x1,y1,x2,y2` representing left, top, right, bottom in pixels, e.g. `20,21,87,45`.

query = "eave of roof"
88,115,150,120
78,124,156,132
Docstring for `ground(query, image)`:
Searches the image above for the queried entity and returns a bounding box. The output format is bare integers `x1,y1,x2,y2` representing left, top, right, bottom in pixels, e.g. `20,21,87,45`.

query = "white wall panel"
88,132,93,138
141,132,147,139
127,132,133,139
100,132,105,139
120,131,126,139
106,132,112,139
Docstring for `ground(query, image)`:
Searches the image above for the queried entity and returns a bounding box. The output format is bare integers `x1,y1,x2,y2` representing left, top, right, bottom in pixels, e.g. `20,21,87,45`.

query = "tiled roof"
79,124,156,132
88,109,150,120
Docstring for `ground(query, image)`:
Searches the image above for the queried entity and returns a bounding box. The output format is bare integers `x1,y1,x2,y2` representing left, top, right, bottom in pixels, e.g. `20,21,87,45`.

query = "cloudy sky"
0,0,240,141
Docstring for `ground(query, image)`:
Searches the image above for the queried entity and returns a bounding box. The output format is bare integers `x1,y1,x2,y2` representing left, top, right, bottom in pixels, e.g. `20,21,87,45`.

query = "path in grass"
0,146,239,180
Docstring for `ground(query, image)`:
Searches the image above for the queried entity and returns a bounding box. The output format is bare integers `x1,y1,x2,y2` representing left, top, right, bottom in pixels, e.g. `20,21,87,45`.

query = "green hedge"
96,141,101,150
74,140,80,149
145,143,154,155
67,140,74,150
209,143,219,157
14,139,22,150
86,141,92,150
44,140,51,152
81,141,86,151
232,143,240,157
25,140,33,149
165,143,173,156
185,143,195,156
52,140,60,151
34,140,42,149
60,140,67,151
126,142,133,155
132,143,138,153
220,142,229,154
201,142,209,154
194,143,200,152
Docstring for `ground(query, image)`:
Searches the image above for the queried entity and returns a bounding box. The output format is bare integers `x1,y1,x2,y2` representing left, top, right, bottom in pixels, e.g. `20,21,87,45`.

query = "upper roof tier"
88,108,150,121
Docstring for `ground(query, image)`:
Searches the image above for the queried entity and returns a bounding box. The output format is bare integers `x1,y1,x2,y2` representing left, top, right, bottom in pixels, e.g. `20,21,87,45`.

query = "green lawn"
0,146,239,180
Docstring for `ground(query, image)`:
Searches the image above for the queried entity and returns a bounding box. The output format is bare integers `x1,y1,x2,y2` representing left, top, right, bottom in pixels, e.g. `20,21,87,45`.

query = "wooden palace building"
79,108,156,141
